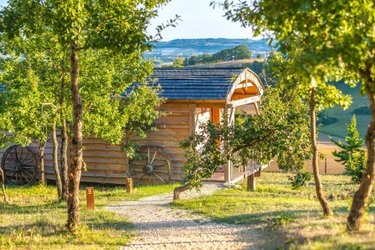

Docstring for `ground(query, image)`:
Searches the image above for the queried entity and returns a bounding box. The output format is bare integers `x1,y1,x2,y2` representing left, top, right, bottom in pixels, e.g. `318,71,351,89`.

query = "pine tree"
331,115,366,184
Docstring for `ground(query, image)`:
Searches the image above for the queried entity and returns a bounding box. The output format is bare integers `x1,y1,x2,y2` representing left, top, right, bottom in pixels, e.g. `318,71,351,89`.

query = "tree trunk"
52,119,63,201
347,89,375,231
60,118,69,201
0,168,7,203
173,184,191,201
59,68,69,202
38,141,46,185
310,87,333,217
67,41,83,232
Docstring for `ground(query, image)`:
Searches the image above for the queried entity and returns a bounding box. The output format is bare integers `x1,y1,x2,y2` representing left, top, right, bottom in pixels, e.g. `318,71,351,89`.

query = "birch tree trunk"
52,119,63,201
38,141,46,186
60,118,69,201
59,70,69,201
310,87,333,217
0,168,7,203
67,41,83,232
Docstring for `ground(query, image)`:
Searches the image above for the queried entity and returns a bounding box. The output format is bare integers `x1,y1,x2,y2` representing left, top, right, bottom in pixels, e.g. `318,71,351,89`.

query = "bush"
288,171,312,190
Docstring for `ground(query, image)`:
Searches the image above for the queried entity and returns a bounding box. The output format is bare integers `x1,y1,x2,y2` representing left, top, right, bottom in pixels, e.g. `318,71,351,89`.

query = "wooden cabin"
0,67,265,185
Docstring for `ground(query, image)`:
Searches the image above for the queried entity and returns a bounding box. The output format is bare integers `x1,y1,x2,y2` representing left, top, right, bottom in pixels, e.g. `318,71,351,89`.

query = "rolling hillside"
319,82,370,139
146,38,271,64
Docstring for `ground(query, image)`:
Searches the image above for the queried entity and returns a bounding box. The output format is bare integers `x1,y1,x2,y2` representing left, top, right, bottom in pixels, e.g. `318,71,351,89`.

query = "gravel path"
107,183,260,250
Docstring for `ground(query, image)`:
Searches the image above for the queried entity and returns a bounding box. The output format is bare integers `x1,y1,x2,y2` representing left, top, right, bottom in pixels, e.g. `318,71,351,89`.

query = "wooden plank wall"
136,103,191,182
57,102,190,184
72,138,128,184
0,102,193,185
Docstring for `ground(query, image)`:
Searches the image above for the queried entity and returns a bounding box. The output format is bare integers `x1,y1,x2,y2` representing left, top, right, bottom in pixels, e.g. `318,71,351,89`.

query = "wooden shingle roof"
150,67,245,101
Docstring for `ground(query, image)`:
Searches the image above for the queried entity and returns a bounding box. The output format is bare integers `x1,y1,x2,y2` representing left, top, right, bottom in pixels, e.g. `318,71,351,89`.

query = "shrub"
288,171,312,190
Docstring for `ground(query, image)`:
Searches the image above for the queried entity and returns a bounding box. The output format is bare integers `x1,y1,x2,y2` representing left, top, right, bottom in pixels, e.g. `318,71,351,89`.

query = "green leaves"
180,86,311,189
288,171,312,190
0,0,167,151
218,0,374,89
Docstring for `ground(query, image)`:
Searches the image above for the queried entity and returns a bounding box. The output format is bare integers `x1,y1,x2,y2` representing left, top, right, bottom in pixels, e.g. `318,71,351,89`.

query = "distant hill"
146,38,271,64
319,82,370,139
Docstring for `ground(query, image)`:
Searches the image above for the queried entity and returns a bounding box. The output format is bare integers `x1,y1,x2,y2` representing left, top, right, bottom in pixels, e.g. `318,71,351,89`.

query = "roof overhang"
227,95,261,108
226,68,264,103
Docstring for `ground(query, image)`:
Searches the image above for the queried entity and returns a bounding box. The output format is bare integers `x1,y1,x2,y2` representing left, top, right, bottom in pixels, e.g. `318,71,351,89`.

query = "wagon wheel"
130,146,172,185
1,145,37,186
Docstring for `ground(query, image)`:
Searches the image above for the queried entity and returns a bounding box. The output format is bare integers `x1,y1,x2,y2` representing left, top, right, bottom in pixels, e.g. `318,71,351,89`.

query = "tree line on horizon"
172,44,255,67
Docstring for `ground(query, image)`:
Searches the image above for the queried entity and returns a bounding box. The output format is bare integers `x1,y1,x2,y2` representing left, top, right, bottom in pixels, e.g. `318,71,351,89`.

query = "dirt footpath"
107,183,260,250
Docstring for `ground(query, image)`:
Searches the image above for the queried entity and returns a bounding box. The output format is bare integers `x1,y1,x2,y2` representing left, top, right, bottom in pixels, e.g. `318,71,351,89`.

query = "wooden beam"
247,174,256,191
189,104,196,134
167,100,226,105
231,94,254,100
211,108,221,147
226,68,264,102
233,87,258,95
224,160,231,183
196,103,226,109
223,106,233,183
254,101,260,115
211,108,221,124
228,95,261,107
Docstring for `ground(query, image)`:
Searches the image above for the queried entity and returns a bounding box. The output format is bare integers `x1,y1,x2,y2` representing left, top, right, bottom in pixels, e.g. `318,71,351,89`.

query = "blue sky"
0,0,253,41
149,0,253,40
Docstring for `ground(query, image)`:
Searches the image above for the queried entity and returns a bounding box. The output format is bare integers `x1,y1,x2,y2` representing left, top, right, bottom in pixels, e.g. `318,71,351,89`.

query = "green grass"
172,173,374,249
0,183,177,250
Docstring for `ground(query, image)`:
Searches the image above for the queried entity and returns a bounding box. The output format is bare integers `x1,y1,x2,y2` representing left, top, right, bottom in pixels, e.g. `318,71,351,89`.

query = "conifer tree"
331,115,366,184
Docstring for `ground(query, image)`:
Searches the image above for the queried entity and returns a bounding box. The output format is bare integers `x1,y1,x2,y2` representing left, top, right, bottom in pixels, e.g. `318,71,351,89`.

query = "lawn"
0,183,177,250
173,173,375,249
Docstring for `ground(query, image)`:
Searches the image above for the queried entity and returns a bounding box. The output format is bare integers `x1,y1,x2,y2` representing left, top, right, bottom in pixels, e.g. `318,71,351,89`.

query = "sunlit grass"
172,172,374,249
0,183,177,249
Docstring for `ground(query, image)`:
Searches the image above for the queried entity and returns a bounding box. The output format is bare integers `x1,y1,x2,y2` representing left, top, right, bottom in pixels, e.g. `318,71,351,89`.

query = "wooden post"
223,106,235,183
325,157,328,174
86,187,95,210
254,169,261,177
125,177,133,193
189,104,196,135
247,174,256,191
224,160,232,183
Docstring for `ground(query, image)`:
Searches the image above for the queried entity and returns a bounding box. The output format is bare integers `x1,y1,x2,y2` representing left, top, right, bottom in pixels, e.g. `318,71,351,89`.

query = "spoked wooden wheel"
130,146,172,185
1,145,37,186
